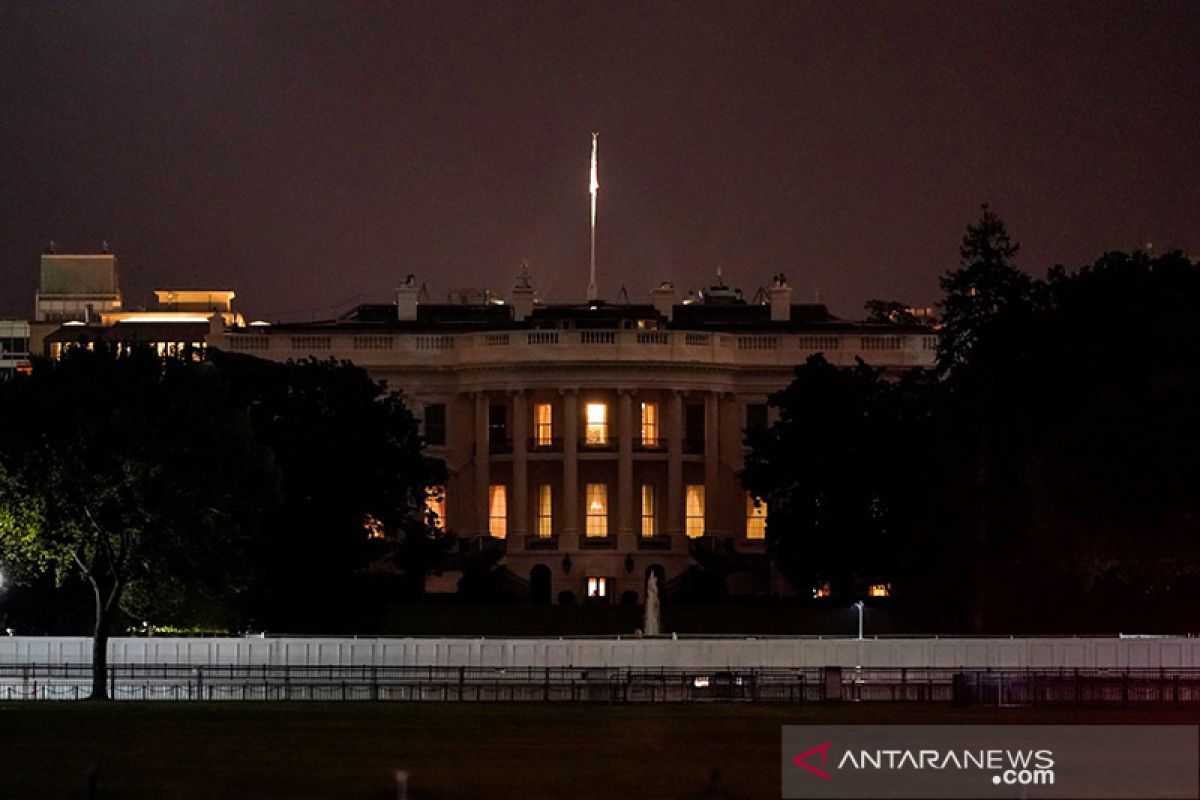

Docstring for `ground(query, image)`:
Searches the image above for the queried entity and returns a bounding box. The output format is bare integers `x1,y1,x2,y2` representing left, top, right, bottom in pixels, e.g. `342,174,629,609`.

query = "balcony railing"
633,437,666,452
488,438,513,454
528,437,563,452
637,535,671,550
524,534,559,550
579,437,617,452
683,438,705,454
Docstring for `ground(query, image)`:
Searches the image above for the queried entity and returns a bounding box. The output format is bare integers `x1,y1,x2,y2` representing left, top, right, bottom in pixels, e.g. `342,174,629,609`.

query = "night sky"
1,1,1197,321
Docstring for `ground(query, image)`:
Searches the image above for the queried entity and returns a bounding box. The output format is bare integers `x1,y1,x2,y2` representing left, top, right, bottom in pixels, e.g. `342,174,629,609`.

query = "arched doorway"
530,564,552,605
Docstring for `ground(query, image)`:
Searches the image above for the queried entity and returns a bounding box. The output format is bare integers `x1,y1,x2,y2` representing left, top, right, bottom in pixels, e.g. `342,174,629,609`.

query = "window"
489,403,508,446
585,483,608,537
536,484,553,538
587,577,608,598
640,402,659,447
746,493,767,539
685,484,705,538
534,402,553,446
423,404,446,446
813,582,832,599
363,514,385,539
641,484,657,537
426,486,446,530
488,484,507,539
584,402,608,445
868,583,891,598
745,403,768,437
685,404,704,451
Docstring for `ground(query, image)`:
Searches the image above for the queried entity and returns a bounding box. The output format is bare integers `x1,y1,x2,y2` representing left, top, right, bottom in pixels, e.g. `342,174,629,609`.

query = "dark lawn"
0,702,1194,799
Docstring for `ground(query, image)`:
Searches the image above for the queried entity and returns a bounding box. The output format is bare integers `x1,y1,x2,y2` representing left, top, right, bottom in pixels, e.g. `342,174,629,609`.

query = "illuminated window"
813,582,832,599
868,583,891,598
426,486,446,530
587,577,608,598
640,484,657,537
746,493,767,540
585,483,608,537
536,484,553,538
640,402,659,447
685,484,705,538
584,402,608,445
534,403,553,446
488,484,507,539
363,514,385,539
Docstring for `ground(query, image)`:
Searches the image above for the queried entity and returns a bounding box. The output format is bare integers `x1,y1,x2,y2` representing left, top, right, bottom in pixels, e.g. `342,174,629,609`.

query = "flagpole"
588,132,599,301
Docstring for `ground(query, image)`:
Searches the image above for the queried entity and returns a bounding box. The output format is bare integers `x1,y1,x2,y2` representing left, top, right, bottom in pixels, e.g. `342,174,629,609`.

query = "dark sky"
1,1,1197,320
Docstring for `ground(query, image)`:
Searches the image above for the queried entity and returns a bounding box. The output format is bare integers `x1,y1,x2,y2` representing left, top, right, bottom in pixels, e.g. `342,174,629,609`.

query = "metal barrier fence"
3,664,1200,704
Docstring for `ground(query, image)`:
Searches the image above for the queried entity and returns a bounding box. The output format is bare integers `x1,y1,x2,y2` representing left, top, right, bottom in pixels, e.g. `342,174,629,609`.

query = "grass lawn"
0,702,1194,799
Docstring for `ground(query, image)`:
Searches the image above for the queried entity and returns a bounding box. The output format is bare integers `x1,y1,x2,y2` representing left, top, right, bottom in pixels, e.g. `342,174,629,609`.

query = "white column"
511,390,528,545
474,392,490,536
561,389,579,550
667,390,683,538
704,391,720,537
617,389,634,548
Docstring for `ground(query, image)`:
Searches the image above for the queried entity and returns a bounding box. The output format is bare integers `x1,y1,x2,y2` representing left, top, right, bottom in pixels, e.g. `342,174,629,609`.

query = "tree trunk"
87,577,120,701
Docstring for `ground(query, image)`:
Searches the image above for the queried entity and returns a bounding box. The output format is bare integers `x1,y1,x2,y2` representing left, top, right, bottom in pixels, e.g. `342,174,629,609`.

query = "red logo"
792,741,832,780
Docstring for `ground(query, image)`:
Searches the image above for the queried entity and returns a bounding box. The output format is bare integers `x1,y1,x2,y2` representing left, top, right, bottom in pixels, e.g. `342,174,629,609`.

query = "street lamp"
853,601,864,640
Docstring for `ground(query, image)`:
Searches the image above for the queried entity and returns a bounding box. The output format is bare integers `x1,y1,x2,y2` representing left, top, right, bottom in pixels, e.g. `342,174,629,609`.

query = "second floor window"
423,403,446,446
534,402,553,446
640,401,659,447
489,403,508,446
585,402,608,445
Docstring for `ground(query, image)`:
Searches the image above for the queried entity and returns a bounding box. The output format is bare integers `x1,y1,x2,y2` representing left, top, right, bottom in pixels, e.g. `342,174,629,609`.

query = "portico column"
474,392,490,536
704,391,720,537
511,390,528,545
561,389,579,550
667,390,683,538
617,389,634,548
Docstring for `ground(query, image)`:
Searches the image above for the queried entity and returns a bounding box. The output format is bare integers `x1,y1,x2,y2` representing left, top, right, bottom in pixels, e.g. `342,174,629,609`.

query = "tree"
741,355,935,597
0,347,278,698
863,299,918,325
936,205,1034,376
210,353,447,631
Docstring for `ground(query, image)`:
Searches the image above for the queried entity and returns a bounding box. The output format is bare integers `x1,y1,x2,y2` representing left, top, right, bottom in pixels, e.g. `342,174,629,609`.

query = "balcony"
580,535,616,549
525,534,559,550
528,437,563,453
633,437,667,452
637,534,672,551
579,436,617,452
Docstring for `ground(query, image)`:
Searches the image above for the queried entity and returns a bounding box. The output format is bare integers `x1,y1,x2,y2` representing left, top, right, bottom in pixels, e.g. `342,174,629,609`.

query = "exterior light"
561,554,572,574
853,601,865,641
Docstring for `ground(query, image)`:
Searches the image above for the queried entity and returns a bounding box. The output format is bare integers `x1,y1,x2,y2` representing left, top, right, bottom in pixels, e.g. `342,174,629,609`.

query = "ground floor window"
488,484,507,538
536,484,553,537
685,484,705,538
426,485,446,530
640,484,656,537
587,576,608,598
585,482,608,537
745,493,766,539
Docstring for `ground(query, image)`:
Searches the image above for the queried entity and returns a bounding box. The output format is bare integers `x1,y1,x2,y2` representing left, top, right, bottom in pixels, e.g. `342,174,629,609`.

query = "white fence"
3,636,1199,669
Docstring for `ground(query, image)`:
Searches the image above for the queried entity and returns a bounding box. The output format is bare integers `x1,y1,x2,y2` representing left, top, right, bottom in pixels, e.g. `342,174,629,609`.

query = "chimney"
767,273,792,322
651,281,676,321
512,264,535,321
396,274,419,322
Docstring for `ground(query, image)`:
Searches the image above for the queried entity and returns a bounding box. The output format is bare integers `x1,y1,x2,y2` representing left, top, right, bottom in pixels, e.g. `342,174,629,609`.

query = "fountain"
643,572,661,635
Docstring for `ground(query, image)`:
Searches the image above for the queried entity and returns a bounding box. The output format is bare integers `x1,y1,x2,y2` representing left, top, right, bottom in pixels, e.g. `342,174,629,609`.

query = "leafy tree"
209,353,447,631
741,355,935,597
863,299,918,325
0,347,279,698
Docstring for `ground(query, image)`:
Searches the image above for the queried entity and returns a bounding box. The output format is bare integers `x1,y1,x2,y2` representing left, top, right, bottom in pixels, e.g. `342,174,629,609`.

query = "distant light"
249,321,271,327
63,321,86,327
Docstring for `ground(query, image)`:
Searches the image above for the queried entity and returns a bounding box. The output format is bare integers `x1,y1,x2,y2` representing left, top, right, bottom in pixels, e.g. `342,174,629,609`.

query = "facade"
206,274,936,603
